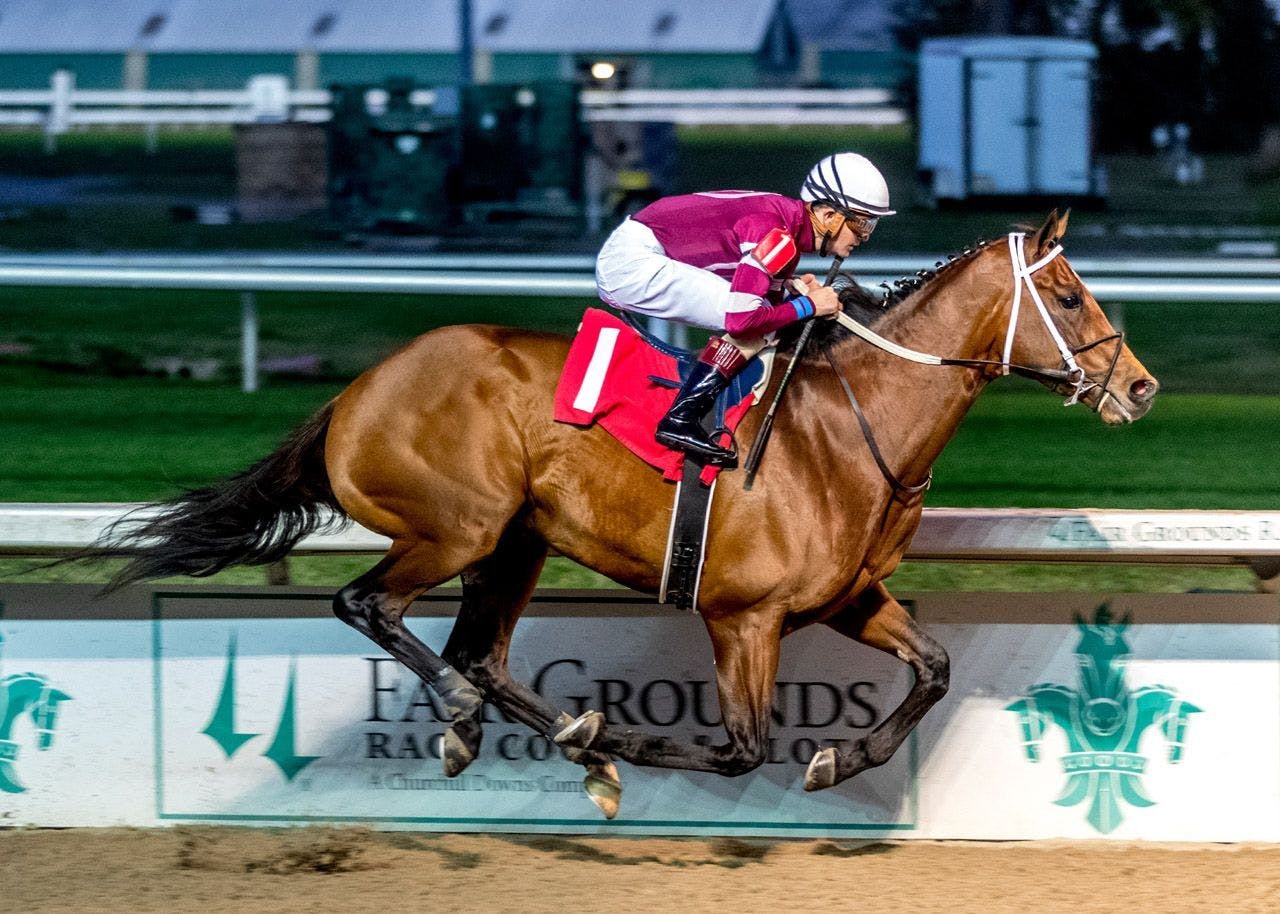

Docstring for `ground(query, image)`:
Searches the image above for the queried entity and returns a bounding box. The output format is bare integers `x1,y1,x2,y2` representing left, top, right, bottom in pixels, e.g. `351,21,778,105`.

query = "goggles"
844,211,879,238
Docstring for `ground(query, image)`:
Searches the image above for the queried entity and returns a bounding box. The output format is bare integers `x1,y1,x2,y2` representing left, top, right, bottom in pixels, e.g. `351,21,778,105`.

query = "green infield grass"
3,284,1278,394
2,370,1275,509
1,367,1272,593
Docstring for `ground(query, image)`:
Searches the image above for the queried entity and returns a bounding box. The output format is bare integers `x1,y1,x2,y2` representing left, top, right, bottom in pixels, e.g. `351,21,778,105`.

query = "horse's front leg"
805,582,949,791
558,611,782,777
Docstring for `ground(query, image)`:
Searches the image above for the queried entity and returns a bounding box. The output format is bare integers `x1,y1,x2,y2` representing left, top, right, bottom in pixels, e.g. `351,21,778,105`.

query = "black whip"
741,256,844,490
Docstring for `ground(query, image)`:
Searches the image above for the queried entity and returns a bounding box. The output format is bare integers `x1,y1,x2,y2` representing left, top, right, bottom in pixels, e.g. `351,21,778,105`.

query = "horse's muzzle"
1094,374,1159,425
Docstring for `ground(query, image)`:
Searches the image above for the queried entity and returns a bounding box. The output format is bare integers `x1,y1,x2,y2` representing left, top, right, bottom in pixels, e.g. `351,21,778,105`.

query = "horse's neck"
824,251,1008,487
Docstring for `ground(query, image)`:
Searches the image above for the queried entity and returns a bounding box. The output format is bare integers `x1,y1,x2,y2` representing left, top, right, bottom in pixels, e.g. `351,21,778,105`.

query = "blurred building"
0,0,912,90
786,0,911,88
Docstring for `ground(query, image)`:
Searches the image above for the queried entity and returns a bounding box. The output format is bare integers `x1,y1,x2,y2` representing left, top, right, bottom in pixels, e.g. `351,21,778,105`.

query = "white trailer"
918,36,1101,203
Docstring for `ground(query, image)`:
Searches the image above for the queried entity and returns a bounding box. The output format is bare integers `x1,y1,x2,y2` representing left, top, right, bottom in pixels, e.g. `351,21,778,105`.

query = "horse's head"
999,210,1159,426
1072,604,1132,736
27,680,72,751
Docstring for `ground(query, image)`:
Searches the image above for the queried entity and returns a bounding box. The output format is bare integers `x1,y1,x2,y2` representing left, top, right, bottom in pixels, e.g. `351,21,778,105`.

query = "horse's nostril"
1130,378,1158,402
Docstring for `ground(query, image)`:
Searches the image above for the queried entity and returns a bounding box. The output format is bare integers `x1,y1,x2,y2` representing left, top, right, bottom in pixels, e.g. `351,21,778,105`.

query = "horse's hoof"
552,710,604,749
804,747,839,792
584,761,622,820
441,720,481,778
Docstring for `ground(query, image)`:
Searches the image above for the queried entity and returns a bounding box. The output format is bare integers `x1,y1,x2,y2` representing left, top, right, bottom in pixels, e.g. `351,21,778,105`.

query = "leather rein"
823,232,1127,497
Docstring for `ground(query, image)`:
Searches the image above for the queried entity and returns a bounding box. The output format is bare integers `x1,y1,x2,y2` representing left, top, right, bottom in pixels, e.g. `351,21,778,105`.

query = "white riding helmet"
800,152,896,217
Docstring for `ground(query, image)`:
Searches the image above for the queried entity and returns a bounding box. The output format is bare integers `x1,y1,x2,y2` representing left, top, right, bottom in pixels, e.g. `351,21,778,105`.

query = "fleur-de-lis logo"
1006,604,1200,833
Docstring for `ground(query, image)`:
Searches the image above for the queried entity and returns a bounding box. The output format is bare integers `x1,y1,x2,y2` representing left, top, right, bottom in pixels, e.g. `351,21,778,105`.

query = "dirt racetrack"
0,828,1277,914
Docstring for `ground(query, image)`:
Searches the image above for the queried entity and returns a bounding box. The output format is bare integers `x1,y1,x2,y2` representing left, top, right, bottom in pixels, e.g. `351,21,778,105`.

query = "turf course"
1,366,1272,593
3,369,1275,510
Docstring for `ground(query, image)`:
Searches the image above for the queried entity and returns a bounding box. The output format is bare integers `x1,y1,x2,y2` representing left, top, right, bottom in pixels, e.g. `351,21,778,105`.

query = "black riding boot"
656,338,746,468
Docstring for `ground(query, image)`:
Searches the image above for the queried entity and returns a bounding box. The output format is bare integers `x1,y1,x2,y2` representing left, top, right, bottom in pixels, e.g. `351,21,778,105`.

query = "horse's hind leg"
436,523,547,776
333,542,484,729
805,582,949,791
440,524,623,816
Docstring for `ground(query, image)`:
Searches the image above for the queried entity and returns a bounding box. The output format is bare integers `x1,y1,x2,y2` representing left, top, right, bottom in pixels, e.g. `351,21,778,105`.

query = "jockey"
594,152,895,468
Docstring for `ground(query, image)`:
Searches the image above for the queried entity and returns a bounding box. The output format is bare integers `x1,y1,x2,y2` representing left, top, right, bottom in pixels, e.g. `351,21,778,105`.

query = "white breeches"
595,218,735,332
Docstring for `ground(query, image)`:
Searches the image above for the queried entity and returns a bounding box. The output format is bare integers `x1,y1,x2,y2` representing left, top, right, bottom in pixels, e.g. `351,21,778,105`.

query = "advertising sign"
0,586,1276,840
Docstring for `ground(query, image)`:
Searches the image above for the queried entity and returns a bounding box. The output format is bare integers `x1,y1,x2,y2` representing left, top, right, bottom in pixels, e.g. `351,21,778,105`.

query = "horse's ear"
1033,209,1062,254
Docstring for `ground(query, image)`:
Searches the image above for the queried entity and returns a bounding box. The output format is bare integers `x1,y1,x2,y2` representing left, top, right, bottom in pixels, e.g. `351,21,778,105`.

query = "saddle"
554,308,772,484
554,308,774,611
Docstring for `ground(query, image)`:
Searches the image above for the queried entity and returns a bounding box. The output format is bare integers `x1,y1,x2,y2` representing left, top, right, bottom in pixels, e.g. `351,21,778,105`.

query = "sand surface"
1,828,1277,914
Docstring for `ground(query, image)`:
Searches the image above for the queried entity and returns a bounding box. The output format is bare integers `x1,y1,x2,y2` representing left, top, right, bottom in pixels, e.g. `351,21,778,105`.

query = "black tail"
83,401,346,592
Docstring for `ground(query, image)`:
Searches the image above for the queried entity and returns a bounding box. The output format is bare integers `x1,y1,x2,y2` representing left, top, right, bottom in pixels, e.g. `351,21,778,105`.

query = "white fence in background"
0,257,1278,392
3,503,1277,586
0,72,905,141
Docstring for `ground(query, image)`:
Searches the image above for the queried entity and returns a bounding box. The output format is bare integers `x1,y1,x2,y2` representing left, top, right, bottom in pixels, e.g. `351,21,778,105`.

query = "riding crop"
741,256,844,490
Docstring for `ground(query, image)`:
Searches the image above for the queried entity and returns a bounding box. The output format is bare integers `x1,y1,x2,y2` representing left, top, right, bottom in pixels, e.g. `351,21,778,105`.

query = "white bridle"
1003,232,1087,406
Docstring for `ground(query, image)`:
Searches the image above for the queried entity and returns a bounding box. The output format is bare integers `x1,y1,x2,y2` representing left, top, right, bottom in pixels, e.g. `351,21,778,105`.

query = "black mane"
779,238,995,361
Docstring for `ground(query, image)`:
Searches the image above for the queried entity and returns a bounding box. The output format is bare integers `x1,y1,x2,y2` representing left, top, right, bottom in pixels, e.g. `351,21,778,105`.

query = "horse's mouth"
1090,385,1156,426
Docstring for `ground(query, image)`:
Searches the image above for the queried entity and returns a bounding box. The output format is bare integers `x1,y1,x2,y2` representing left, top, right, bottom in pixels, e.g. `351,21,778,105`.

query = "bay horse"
91,210,1157,817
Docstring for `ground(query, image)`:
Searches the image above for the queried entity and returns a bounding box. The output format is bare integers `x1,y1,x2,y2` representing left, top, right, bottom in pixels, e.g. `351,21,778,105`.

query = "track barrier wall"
1,585,1275,840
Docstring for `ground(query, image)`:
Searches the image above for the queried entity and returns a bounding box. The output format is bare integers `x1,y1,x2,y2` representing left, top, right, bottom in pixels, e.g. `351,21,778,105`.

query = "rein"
824,348,931,496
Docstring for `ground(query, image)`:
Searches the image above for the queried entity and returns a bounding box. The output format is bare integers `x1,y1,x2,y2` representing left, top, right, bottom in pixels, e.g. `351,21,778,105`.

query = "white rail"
3,504,1276,582
2,263,1279,301
4,252,1280,278
0,72,905,134
2,258,1279,393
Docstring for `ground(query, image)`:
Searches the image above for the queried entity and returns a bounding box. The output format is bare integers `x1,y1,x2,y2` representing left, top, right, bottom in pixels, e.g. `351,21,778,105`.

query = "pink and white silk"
596,191,816,339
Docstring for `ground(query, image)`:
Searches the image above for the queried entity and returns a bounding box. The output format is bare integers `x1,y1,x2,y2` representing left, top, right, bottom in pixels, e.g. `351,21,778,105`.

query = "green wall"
648,54,765,88
818,50,914,89
319,53,457,87
0,49,912,92
489,53,564,82
147,53,295,89
0,54,122,89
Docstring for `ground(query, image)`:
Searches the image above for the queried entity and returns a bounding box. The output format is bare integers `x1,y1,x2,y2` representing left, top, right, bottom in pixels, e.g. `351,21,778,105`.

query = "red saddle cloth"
554,308,757,483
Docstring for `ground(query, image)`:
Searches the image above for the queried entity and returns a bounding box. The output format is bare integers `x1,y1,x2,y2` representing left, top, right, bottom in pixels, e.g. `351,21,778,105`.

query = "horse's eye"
1059,293,1082,310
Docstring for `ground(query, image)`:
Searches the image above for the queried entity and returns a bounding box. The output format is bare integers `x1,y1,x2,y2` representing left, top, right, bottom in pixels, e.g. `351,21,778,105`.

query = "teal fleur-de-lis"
1006,605,1200,834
